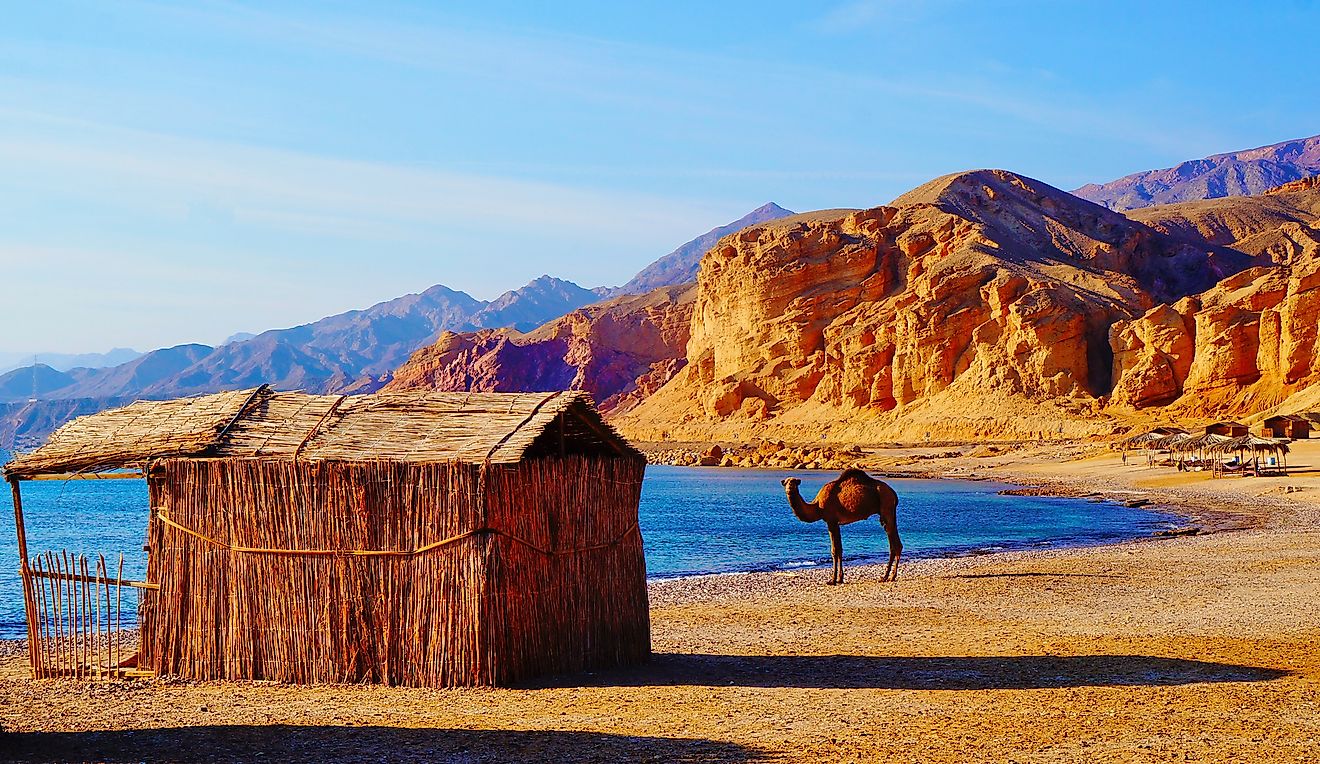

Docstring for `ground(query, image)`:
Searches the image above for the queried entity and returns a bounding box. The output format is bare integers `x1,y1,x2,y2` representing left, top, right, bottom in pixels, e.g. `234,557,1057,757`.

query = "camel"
781,469,902,585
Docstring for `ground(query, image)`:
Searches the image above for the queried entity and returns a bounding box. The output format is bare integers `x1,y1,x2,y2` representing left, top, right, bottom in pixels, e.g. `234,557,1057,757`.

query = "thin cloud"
132,1,1195,157
0,108,733,243
813,0,904,31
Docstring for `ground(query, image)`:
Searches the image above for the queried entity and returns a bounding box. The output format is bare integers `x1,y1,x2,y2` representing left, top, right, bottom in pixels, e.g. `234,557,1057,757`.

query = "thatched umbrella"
1118,428,1189,466
1149,432,1192,465
1209,434,1291,476
1169,433,1235,471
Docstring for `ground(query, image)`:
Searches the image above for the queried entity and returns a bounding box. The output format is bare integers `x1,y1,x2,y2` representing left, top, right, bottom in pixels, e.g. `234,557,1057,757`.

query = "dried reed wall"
141,455,647,686
483,456,649,684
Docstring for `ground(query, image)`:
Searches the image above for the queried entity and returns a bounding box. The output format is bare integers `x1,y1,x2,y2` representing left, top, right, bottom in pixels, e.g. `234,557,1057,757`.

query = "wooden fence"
24,551,157,679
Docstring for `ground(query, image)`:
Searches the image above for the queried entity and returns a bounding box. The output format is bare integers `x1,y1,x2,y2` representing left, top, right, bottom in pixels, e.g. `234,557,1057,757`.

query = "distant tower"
27,356,38,406
28,354,38,403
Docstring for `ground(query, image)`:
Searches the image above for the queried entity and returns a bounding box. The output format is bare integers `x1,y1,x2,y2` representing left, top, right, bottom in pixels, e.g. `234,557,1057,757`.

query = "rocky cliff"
384,172,1320,443
612,170,1249,442
384,284,695,414
1127,179,1320,265
1110,184,1320,414
1074,134,1320,211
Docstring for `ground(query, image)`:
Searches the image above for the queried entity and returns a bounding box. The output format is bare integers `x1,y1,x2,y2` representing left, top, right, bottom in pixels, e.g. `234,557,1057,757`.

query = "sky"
2,0,1318,354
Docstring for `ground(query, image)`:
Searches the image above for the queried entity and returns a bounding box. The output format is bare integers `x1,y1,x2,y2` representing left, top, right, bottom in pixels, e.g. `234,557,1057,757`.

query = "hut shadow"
545,653,1289,691
1,725,770,764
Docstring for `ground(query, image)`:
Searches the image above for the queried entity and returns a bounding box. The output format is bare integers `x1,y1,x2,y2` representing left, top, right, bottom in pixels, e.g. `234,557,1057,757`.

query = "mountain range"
1074,134,1320,211
0,348,142,375
7,132,1320,452
0,205,793,450
387,140,1320,443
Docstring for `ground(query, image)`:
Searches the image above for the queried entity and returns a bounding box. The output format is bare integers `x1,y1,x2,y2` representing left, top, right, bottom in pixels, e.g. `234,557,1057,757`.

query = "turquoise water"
0,466,1181,638
640,466,1179,577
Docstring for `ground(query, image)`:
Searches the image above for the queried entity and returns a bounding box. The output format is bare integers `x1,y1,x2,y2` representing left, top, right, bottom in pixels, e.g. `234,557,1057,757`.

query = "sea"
0,465,1181,639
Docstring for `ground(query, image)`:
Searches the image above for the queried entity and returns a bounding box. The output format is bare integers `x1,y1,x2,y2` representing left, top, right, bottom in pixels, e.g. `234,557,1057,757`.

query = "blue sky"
3,0,1318,353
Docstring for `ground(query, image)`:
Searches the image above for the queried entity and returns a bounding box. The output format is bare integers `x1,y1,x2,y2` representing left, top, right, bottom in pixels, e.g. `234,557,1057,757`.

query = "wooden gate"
22,551,157,679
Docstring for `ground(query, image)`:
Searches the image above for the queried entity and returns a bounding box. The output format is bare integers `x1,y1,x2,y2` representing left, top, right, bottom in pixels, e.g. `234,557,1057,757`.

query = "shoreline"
5,444,1320,761
636,450,1247,585
643,438,1279,533
0,462,1205,642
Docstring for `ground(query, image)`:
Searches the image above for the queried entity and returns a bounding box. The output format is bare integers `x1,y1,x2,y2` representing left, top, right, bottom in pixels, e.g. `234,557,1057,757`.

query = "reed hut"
1262,415,1310,439
4,386,650,687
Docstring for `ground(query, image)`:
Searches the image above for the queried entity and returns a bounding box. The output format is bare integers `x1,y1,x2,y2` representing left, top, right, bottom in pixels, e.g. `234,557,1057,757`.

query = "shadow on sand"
950,572,1126,579
532,653,1289,691
1,726,769,764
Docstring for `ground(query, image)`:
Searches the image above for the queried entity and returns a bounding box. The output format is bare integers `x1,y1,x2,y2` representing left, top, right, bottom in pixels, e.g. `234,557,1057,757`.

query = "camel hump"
837,468,879,484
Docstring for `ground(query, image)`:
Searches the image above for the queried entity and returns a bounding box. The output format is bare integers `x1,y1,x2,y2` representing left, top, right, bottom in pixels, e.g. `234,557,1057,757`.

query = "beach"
4,445,1320,762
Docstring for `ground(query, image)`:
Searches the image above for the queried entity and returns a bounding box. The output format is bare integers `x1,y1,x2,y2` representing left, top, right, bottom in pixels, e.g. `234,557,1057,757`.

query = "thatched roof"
1148,432,1193,450
1119,427,1188,449
4,386,641,478
1170,433,1236,452
1209,435,1291,455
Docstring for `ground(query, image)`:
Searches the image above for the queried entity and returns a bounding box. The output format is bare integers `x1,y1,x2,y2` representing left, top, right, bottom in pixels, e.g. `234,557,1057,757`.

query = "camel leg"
827,521,843,585
881,516,903,582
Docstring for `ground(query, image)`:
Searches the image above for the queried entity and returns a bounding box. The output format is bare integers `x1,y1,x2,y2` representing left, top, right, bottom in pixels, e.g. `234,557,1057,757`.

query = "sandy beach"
4,444,1320,762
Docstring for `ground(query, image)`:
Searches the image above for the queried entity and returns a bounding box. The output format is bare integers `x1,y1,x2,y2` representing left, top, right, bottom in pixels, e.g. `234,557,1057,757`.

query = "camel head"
781,476,819,523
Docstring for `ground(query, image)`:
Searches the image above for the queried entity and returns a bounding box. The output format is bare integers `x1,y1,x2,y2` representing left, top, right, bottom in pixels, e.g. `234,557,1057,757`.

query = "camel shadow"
0,726,770,764
533,653,1288,691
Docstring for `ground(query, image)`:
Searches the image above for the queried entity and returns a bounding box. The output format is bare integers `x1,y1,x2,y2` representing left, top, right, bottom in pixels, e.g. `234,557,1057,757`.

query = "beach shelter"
1210,435,1291,476
1169,433,1235,471
4,386,650,686
1118,427,1187,466
1204,421,1249,437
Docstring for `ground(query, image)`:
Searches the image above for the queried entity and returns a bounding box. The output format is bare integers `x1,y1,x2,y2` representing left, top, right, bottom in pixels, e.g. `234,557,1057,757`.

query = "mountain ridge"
392,169,1286,442
600,202,795,297
0,348,142,375
1074,134,1320,211
0,202,792,447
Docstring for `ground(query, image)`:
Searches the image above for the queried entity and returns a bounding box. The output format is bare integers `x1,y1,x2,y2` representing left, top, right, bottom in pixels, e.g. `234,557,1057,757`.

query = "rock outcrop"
384,284,695,414
1109,181,1320,414
613,170,1247,442
382,172,1320,443
1109,243,1320,415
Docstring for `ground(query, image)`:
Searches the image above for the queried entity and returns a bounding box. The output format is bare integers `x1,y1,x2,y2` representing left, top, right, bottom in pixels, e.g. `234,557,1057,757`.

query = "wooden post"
10,476,40,677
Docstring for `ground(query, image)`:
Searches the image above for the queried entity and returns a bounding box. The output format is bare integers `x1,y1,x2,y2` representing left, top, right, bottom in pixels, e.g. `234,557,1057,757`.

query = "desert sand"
3,443,1320,762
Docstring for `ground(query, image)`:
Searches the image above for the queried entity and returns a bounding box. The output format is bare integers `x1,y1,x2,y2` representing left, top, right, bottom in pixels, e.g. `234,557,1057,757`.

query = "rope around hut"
152,507,640,557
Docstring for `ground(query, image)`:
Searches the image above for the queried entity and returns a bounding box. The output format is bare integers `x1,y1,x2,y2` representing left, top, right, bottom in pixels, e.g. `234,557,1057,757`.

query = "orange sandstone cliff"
1110,244,1320,415
390,171,1320,442
611,170,1250,441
